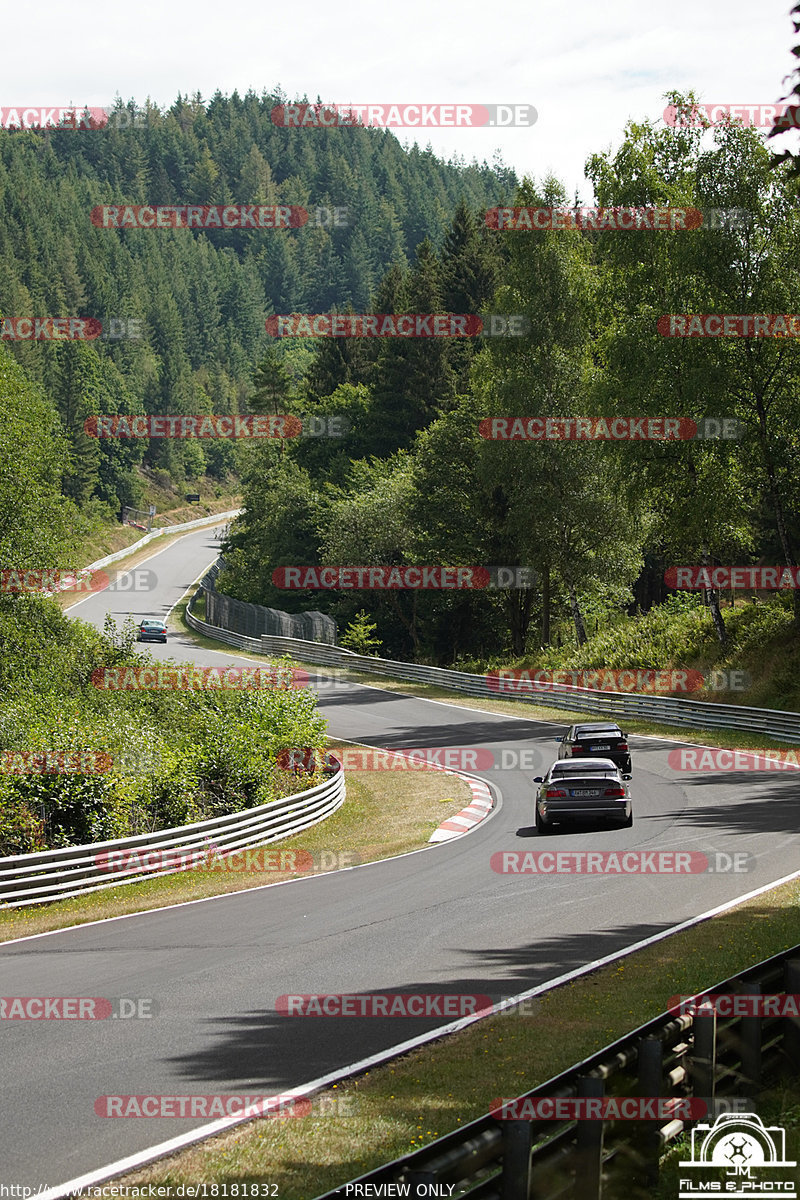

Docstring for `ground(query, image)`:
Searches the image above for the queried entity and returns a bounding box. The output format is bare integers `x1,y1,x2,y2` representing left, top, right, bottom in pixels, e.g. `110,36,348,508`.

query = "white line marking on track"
36,862,800,1198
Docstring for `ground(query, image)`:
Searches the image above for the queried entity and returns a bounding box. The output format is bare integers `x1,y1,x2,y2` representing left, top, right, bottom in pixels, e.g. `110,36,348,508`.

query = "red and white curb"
345,745,494,843
429,776,493,842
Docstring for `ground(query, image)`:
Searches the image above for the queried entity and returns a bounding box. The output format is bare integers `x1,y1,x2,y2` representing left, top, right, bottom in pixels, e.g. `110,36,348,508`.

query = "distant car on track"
556,721,631,774
533,758,633,834
137,618,168,643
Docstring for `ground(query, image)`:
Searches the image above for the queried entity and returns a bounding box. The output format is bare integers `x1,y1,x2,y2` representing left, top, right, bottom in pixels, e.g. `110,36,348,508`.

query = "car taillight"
571,746,582,755
617,741,628,751
603,787,625,798
545,787,567,798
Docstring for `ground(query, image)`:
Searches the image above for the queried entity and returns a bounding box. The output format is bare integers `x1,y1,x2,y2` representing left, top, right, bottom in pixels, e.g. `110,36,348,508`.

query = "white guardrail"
82,508,242,574
185,569,800,745
0,765,345,909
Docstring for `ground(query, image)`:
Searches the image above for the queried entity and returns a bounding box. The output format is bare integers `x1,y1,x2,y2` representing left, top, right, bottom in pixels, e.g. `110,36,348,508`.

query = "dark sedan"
137,618,168,643
556,721,631,774
533,758,633,834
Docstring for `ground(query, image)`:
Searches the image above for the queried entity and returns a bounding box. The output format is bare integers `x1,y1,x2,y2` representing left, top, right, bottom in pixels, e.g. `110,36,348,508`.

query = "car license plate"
571,789,601,797
591,744,611,750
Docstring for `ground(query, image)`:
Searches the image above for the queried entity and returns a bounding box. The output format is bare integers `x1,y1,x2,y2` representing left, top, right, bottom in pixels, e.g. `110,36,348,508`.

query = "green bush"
0,598,330,851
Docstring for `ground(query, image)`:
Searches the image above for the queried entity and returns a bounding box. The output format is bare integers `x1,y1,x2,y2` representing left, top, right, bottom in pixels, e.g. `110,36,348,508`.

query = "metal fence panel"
201,559,337,644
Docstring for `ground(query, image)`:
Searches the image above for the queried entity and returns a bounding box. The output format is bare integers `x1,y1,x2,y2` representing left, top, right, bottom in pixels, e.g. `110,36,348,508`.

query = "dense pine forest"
2,88,800,679
0,91,515,517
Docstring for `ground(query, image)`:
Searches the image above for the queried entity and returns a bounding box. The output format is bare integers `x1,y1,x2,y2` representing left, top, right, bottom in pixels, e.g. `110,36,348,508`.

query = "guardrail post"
783,959,800,1071
692,1000,716,1114
574,1075,604,1199
740,982,762,1093
407,1167,437,1190
501,1119,533,1199
632,1036,663,1187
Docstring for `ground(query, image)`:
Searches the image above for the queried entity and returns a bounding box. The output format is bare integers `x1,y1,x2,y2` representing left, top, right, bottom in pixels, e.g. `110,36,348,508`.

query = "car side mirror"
622,773,632,781
533,776,543,783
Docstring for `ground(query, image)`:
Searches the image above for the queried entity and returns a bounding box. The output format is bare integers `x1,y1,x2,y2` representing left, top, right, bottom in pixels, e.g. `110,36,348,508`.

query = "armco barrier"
316,947,800,1199
0,763,344,909
185,569,800,744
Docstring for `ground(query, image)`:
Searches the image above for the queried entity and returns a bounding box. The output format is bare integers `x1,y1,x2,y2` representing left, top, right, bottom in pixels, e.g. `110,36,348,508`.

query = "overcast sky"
5,0,799,196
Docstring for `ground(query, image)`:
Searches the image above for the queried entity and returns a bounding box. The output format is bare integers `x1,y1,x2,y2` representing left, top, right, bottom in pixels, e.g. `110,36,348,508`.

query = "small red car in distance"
556,722,631,774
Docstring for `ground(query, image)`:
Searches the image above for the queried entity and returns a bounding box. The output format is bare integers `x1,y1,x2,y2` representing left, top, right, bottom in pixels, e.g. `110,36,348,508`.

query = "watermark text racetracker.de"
1,317,101,340
94,1093,357,1118
278,746,542,773
0,106,110,130
666,565,800,590
491,1097,706,1120
491,850,754,874
90,664,310,690
487,206,700,231
265,313,528,338
487,206,752,232
487,667,750,693
1,996,156,1018
271,102,537,128
0,750,113,774
91,204,350,229
668,993,800,1017
0,568,110,594
0,317,143,341
659,314,800,337
663,101,797,128
95,845,359,875
479,416,740,441
276,993,492,1016
668,747,800,772
272,566,535,589
1,745,166,777
84,413,350,439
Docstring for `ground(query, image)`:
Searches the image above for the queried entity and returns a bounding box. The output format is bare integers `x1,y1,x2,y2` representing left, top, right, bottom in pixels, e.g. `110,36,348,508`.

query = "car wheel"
622,810,633,828
536,805,554,835
161,637,167,643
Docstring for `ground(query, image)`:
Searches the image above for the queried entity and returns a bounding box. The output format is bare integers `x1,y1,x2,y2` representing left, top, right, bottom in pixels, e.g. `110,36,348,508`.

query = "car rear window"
552,762,615,774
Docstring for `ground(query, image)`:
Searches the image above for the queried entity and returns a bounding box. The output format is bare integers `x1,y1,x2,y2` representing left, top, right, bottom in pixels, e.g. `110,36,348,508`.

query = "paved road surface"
2,525,797,1189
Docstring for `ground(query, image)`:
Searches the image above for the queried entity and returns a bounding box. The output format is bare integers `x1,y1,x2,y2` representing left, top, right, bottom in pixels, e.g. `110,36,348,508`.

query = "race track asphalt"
2,526,797,1190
